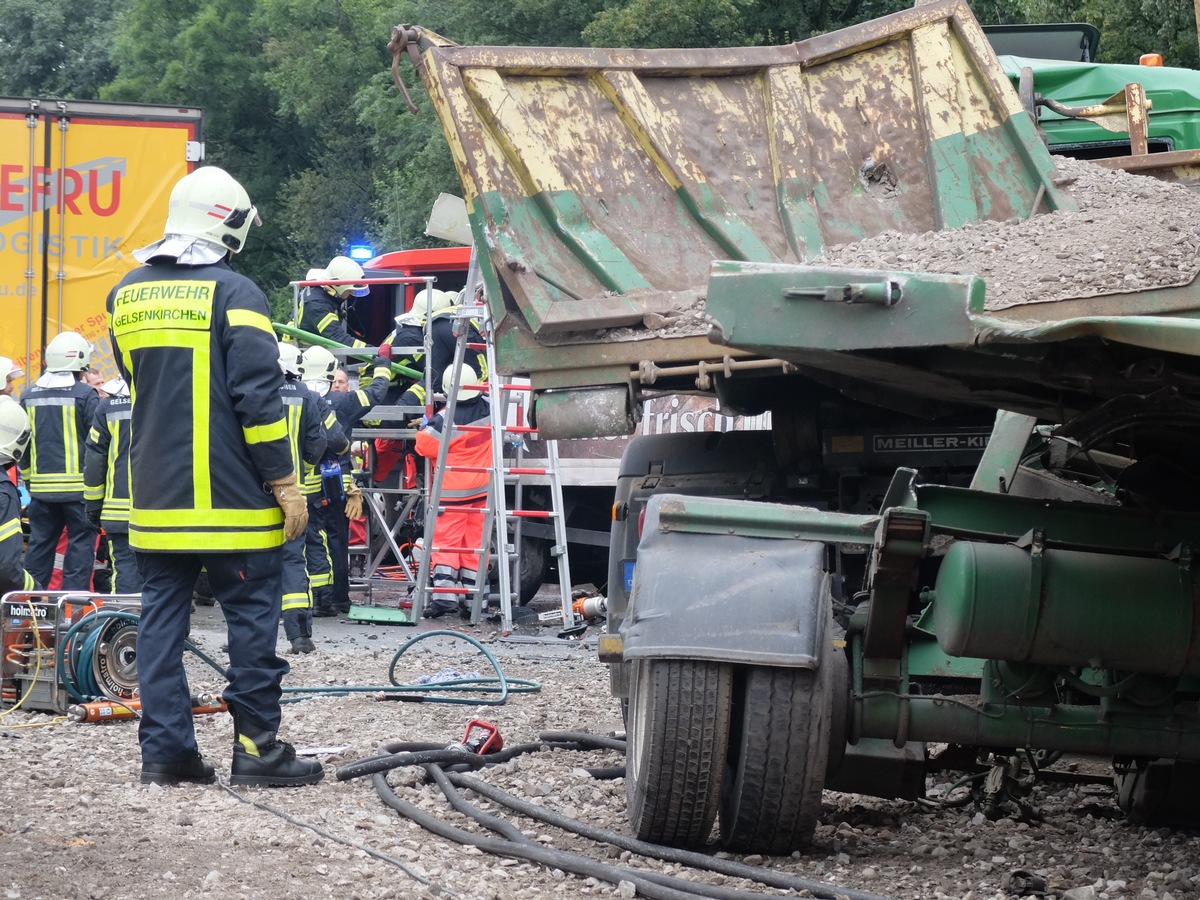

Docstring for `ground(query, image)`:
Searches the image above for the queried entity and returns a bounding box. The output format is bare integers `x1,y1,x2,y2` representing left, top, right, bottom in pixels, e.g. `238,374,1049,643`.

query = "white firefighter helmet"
325,256,369,298
299,345,338,396
0,356,22,392
162,166,261,255
415,287,456,319
0,395,31,465
100,377,129,398
44,332,93,373
442,362,483,402
277,341,302,377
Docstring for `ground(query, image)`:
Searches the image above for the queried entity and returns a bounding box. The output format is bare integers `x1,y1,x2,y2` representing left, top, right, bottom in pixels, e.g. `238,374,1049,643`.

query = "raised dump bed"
399,0,1077,427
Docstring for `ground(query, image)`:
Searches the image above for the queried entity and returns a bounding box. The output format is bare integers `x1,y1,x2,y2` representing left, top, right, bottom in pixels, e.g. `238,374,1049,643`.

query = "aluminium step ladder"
410,299,573,632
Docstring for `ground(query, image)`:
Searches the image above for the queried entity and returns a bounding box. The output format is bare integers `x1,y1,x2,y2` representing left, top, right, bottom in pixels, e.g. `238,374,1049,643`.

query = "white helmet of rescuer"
0,396,32,465
421,288,456,318
0,357,23,395
277,341,302,377
299,346,338,396
44,332,93,373
325,256,369,298
442,362,482,402
136,166,261,264
100,377,129,398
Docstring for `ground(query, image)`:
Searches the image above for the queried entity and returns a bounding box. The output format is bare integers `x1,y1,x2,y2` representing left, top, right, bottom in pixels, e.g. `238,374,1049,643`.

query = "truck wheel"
517,535,549,605
719,655,833,854
626,658,733,847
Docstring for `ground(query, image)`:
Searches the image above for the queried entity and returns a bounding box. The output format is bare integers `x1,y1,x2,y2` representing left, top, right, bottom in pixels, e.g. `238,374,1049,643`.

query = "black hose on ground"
373,767,784,900
584,765,626,780
354,732,894,900
538,730,627,751
445,771,893,900
336,746,485,781
339,737,616,782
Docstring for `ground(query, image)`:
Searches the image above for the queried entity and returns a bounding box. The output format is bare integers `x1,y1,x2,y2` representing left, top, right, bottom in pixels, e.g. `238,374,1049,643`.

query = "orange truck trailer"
0,97,203,390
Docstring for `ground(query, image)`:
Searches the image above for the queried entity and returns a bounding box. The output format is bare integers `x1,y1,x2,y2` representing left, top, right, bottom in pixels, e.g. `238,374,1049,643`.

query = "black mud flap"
621,493,827,667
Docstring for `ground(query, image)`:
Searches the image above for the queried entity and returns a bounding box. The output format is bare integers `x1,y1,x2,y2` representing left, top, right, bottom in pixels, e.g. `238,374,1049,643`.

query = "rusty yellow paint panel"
407,0,1071,383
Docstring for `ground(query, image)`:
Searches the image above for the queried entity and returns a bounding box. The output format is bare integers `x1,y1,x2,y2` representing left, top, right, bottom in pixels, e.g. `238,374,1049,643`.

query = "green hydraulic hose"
61,613,538,707
272,322,422,380
281,629,540,705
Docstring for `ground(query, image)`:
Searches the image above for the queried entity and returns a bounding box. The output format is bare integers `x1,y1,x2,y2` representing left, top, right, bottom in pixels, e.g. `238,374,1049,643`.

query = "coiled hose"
280,628,541,704
347,731,894,900
57,617,541,707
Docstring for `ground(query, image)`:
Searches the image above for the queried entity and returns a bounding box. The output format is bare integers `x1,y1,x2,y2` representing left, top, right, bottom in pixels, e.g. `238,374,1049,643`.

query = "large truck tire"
517,534,549,605
626,658,733,847
719,642,834,853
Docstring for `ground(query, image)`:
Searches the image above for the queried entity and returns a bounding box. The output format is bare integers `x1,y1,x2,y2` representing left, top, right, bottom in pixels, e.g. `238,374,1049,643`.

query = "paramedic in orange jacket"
413,362,491,618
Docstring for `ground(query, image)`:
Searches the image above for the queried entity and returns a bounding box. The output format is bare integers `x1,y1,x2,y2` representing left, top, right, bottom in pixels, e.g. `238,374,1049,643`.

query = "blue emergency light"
348,244,374,262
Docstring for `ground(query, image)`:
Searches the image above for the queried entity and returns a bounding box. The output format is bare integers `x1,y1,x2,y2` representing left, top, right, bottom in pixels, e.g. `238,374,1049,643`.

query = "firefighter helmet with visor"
443,362,483,402
163,166,261,254
44,332,93,373
324,256,369,298
0,396,32,465
277,342,302,378
299,346,338,397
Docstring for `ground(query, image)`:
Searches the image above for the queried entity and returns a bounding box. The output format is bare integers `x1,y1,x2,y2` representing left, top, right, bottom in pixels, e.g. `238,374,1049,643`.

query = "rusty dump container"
405,0,1070,390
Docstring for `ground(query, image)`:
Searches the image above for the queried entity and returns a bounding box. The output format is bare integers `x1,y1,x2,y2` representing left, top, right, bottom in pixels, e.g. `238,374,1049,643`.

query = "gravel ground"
2,597,1200,900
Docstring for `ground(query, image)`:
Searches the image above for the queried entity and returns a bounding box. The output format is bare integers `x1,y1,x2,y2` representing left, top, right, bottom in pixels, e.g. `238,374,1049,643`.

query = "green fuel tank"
932,541,1200,677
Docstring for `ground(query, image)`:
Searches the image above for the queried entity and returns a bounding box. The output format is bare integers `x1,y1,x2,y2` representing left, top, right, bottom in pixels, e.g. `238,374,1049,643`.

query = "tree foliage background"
1,0,1197,303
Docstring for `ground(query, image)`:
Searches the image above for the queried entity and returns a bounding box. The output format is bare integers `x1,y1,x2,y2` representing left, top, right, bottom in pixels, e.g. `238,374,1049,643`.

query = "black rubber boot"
141,753,216,786
230,727,324,786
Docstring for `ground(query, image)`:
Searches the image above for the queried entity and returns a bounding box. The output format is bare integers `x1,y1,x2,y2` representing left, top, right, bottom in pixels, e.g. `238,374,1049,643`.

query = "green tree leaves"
0,0,128,98
2,0,1195,305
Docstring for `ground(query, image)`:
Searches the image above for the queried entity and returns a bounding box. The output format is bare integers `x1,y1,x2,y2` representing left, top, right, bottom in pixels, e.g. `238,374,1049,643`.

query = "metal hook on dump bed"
387,24,424,113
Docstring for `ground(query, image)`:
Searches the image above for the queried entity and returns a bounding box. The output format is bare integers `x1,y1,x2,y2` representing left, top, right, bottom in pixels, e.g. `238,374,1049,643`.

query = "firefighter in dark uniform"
107,165,322,787
0,396,38,593
276,341,346,651
369,288,490,487
297,256,370,349
299,345,388,615
19,331,100,590
379,289,487,412
84,377,141,594
383,288,489,415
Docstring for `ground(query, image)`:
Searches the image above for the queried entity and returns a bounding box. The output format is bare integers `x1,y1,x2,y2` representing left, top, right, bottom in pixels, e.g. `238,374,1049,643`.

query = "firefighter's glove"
344,481,364,520
267,474,309,541
86,500,103,530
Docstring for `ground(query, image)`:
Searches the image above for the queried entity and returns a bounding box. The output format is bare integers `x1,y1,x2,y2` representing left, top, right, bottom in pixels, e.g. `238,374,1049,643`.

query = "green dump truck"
396,0,1200,852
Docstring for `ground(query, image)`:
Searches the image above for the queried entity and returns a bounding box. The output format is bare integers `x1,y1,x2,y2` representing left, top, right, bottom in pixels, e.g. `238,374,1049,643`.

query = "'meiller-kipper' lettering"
874,434,988,452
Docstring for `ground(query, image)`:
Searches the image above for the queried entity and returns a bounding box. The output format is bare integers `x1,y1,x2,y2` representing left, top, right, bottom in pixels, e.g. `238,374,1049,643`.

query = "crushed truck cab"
402,0,1200,852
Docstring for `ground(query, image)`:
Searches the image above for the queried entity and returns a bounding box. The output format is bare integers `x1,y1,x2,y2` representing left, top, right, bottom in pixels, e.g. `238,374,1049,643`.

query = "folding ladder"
410,299,574,631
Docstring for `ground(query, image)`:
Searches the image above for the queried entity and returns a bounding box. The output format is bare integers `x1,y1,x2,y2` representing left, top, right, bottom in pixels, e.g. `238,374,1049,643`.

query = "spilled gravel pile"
588,157,1200,344
1,610,1199,900
813,157,1200,312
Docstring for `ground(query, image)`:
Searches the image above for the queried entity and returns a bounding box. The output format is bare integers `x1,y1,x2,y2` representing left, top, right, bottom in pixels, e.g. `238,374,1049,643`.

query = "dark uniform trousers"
25,498,95,590
135,549,287,764
305,495,340,613
328,492,350,612
107,533,142,594
280,532,313,642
